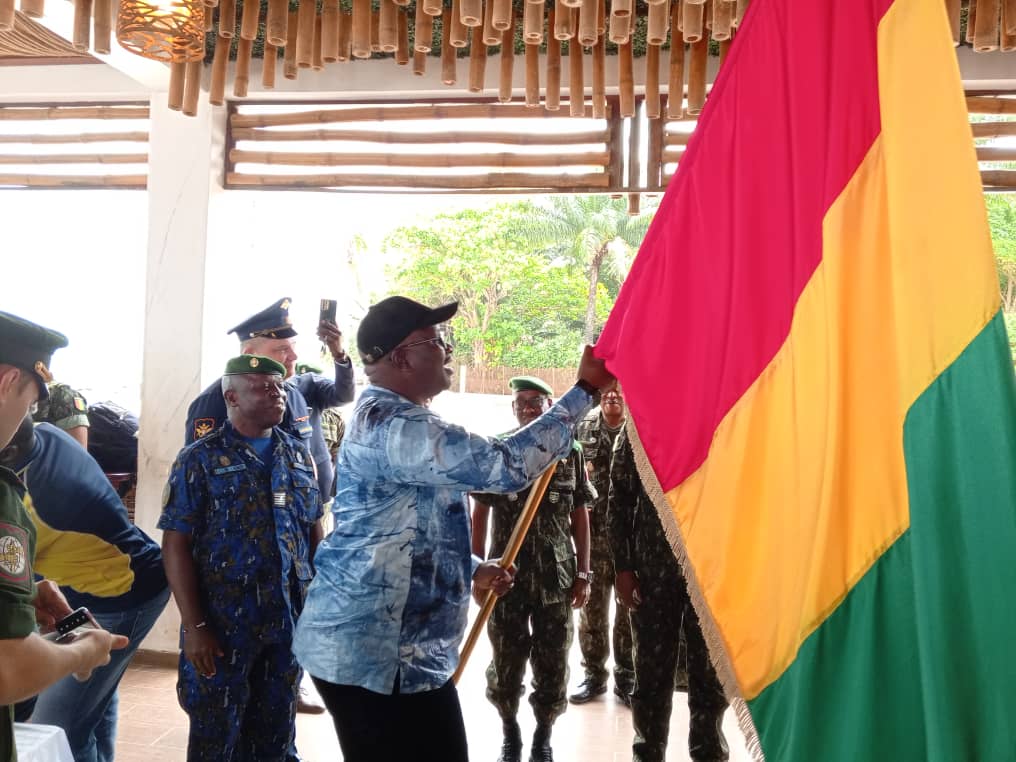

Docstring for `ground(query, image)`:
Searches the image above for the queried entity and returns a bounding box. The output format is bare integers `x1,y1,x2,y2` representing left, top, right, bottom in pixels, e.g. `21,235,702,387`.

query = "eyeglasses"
395,336,453,353
514,396,550,412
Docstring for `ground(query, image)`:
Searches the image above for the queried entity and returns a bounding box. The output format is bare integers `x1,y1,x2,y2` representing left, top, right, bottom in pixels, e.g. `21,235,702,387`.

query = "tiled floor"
114,627,751,762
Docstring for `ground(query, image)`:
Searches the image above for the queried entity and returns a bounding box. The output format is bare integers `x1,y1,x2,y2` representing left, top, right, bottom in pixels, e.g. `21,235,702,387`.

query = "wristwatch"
576,571,594,582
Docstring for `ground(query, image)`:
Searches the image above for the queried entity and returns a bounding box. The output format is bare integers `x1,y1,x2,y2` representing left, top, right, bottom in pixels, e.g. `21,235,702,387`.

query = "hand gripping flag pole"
452,461,559,684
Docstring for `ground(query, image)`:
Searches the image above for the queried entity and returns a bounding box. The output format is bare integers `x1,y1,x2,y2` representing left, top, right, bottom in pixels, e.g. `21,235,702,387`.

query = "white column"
134,94,226,653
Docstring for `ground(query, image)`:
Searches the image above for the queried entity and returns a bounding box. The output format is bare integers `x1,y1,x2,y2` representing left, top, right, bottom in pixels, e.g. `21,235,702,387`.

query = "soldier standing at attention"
471,376,595,762
570,387,635,707
161,355,323,761
608,427,729,762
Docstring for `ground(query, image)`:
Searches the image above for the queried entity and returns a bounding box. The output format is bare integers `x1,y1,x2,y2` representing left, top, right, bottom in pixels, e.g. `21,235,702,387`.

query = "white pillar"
134,94,226,653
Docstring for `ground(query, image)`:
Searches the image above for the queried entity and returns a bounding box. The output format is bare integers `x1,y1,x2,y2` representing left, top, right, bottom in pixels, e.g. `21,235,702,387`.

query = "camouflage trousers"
177,638,300,762
576,547,635,692
630,574,728,762
485,592,573,726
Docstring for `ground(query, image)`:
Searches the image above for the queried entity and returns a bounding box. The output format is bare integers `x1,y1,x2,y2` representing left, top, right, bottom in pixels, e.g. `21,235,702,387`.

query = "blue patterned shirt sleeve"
293,383,594,695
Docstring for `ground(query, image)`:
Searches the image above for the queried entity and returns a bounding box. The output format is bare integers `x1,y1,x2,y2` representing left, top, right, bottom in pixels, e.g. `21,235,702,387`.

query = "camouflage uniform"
159,422,322,762
608,429,728,762
475,443,595,727
32,382,89,433
574,409,634,694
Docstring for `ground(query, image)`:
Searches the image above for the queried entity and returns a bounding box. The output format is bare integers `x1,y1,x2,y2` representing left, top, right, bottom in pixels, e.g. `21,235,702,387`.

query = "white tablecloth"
14,723,73,762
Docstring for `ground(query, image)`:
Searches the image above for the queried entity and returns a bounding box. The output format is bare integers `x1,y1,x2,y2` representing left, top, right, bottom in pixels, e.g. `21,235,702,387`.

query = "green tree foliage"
986,193,1016,314
515,196,655,344
383,203,596,368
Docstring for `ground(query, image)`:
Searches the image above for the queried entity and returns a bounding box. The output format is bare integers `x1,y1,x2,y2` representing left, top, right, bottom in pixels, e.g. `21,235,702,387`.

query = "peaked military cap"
228,297,297,340
223,354,286,376
509,376,554,396
0,311,68,400
357,296,458,363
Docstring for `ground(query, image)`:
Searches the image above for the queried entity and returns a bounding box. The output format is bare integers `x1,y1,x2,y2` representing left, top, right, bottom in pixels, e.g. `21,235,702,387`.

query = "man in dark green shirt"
0,311,127,762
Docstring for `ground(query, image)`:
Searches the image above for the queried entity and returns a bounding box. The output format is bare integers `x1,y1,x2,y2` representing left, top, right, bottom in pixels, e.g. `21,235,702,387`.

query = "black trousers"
311,675,469,762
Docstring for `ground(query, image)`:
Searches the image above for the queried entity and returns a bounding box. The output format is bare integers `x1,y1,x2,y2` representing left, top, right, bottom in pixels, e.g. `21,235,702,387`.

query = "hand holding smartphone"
43,606,100,643
319,299,337,326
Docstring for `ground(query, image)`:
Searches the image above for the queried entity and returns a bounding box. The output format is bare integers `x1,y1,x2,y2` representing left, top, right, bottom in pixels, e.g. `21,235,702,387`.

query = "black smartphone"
44,606,99,643
319,299,337,325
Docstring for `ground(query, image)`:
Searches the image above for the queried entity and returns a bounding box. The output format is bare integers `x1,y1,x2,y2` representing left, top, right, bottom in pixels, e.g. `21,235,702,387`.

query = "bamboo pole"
415,0,433,50
413,49,427,74
0,0,13,31
19,0,43,19
72,0,91,51
240,0,259,40
578,0,596,45
647,0,669,44
734,0,747,26
441,7,457,83
668,4,684,118
228,169,613,190
0,152,149,164
92,0,112,53
0,106,150,120
380,0,397,52
523,0,542,43
608,6,628,42
525,42,539,106
232,125,612,142
352,0,370,57
973,0,1001,51
322,0,339,61
569,40,584,116
296,0,315,65
468,27,487,91
687,35,707,113
1006,0,1016,33
209,33,229,104
337,11,351,60
235,36,252,96
967,95,1016,114
461,0,482,26
0,131,150,143
450,0,468,45
592,36,606,117
618,40,634,116
168,61,186,111
1004,3,1016,49
183,59,202,117
645,43,660,118
493,0,510,29
396,8,409,62
546,9,561,110
285,10,299,77
719,35,732,67
945,0,961,43
312,14,324,68
423,0,441,15
647,107,663,186
610,0,631,21
966,0,977,44
981,170,1016,188
554,0,572,39
370,8,380,51
453,465,559,685
267,0,288,45
219,0,236,37
205,10,213,31
483,0,499,45
498,13,515,102
712,0,732,39
682,0,702,41
230,149,614,169
263,42,278,87
0,174,147,188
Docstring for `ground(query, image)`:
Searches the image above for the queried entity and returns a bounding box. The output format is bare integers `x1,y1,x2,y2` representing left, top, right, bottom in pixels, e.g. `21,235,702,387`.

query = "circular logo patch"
0,535,27,577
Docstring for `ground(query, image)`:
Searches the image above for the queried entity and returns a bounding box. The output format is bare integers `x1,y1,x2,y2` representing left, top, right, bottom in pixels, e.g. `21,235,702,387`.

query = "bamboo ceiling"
0,11,94,61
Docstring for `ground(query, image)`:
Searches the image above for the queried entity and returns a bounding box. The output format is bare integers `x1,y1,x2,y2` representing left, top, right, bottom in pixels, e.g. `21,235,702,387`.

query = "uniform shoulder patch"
73,395,87,412
0,522,31,589
194,418,216,439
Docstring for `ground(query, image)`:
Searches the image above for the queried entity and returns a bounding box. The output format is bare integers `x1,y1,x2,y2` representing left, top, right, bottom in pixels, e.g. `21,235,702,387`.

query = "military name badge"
194,418,215,439
0,522,30,590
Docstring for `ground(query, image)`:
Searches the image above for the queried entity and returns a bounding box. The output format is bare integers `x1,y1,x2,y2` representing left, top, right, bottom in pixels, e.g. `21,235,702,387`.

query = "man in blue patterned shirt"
160,355,323,761
293,296,617,762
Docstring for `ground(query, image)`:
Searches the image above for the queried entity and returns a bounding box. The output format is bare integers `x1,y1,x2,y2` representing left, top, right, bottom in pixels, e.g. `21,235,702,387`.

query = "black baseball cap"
0,311,68,400
357,296,458,363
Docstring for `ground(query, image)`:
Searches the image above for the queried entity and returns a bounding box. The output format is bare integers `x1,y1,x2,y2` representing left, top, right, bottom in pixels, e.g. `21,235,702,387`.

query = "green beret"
223,354,286,376
509,376,553,396
0,311,68,400
295,362,323,375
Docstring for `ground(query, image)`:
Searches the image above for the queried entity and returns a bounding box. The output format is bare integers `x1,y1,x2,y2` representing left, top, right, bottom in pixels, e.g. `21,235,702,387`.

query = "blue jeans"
30,587,171,762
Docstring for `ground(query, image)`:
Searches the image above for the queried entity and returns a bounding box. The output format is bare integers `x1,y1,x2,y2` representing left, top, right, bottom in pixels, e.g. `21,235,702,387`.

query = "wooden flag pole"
452,461,559,684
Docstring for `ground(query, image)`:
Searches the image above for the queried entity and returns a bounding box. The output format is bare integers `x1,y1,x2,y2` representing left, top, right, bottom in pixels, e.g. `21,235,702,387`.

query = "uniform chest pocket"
288,461,322,525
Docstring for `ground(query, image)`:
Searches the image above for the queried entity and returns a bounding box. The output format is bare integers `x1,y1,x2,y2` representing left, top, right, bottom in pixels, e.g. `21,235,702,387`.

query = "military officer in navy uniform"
162,354,324,761
185,297,355,498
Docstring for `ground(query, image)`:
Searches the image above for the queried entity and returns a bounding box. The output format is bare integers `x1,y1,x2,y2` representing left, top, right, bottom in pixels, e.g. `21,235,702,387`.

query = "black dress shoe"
613,685,632,708
498,720,523,762
568,680,607,704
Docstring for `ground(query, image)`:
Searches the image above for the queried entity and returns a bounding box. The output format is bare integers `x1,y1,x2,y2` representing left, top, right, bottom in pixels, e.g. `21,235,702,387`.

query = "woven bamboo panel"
0,11,93,60
0,103,150,189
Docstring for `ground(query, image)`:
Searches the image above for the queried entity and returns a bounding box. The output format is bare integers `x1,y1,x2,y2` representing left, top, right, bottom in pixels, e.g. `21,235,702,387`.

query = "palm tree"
519,195,655,344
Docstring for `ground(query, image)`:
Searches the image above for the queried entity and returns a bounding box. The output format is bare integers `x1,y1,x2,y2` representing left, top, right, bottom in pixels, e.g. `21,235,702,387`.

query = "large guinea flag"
595,0,1016,759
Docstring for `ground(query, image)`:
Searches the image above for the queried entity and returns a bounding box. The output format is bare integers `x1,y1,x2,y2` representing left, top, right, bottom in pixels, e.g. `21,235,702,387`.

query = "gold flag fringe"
624,415,766,761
